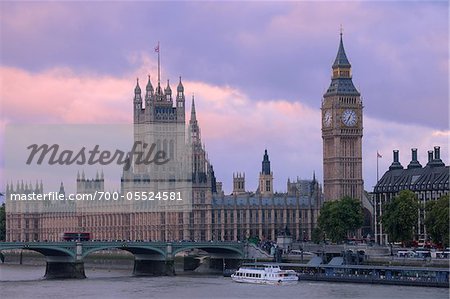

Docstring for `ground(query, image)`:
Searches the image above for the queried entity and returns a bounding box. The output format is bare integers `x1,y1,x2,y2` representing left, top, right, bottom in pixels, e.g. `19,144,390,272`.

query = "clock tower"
321,32,363,202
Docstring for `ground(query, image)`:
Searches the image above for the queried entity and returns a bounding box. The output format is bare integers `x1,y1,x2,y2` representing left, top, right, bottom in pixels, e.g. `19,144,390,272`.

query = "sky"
0,1,449,194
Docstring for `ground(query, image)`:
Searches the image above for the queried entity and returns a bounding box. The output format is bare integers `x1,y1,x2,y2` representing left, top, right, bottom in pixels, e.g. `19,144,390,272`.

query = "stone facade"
373,147,449,245
6,75,323,242
321,33,364,202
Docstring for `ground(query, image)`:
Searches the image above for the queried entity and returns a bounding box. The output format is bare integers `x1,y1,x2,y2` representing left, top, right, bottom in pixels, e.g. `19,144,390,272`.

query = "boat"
231,264,298,285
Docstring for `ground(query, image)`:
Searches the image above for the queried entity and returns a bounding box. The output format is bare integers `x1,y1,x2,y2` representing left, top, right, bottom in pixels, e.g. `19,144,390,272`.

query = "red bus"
61,232,91,241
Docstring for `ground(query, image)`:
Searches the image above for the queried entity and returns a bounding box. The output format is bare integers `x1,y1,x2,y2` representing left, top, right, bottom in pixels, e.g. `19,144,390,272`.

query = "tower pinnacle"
325,32,359,96
333,32,351,69
177,76,184,93
262,149,271,175
190,95,197,123
134,78,141,94
146,75,153,92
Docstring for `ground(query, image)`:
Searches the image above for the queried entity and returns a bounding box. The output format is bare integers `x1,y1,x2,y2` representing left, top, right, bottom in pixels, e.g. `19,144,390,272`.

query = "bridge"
0,241,246,279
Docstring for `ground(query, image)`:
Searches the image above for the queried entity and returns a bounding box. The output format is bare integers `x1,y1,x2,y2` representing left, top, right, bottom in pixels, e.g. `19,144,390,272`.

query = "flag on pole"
377,152,382,158
154,43,159,53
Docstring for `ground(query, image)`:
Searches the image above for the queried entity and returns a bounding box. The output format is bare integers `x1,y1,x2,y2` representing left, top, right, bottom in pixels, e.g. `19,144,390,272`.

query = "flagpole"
157,41,160,85
376,151,379,183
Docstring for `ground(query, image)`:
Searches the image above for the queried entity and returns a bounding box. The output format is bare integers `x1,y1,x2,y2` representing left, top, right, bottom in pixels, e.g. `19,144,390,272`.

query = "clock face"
342,109,357,126
323,110,332,127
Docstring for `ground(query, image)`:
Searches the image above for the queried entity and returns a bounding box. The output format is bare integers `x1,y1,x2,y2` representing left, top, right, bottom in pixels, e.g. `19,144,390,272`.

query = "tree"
425,194,449,247
311,227,324,244
318,197,364,243
381,190,419,244
0,203,5,241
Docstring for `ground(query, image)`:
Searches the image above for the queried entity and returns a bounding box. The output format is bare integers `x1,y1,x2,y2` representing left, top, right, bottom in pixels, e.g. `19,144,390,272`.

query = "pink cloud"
1,64,447,194
1,66,132,124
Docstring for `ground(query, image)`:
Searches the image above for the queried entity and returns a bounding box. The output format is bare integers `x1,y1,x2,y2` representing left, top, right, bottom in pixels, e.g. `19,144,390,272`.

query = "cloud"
0,66,132,124
188,80,449,193
1,1,447,131
432,130,450,137
1,56,448,194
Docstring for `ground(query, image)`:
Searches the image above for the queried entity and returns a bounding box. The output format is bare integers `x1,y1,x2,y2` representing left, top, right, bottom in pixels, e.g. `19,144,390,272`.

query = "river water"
0,264,448,299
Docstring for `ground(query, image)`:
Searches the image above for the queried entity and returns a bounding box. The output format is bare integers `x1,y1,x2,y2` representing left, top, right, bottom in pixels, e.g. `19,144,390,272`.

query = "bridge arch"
172,245,244,258
0,245,75,259
82,245,166,259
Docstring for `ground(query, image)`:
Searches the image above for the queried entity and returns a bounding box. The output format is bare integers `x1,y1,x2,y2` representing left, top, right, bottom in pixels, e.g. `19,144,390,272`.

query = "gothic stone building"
211,150,322,242
321,33,364,202
373,147,449,245
6,75,322,242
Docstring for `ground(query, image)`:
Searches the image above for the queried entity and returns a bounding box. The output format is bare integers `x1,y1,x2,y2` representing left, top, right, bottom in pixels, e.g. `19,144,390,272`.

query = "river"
0,264,447,299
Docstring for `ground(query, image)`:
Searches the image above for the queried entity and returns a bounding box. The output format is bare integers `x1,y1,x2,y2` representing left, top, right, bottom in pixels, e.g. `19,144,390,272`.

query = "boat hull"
231,277,298,285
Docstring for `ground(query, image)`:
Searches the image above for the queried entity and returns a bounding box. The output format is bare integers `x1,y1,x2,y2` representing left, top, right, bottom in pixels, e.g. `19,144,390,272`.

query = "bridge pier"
44,261,86,279
223,258,241,270
183,256,200,271
209,258,241,272
133,259,175,276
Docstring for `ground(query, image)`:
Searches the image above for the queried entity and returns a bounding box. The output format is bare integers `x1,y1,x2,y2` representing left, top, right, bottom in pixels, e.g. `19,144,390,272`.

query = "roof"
332,34,351,69
324,34,360,97
374,164,449,193
324,77,360,97
211,194,319,207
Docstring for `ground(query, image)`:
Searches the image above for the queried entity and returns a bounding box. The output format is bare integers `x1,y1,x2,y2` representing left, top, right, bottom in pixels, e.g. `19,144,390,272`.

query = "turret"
165,79,172,102
133,78,143,123
134,78,142,109
259,149,273,196
177,76,184,97
145,75,154,107
176,76,185,122
262,149,271,175
59,182,65,198
233,172,246,195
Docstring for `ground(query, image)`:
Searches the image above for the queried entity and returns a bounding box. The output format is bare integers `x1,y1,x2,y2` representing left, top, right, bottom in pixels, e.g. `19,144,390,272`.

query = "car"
414,250,431,258
397,250,415,258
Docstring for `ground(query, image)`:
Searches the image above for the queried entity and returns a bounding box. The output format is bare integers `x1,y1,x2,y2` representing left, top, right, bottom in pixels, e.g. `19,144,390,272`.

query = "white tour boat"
231,265,298,285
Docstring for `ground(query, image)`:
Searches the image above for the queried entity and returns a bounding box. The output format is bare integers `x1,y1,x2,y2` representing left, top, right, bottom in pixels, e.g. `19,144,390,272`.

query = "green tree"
311,227,324,244
425,194,449,247
0,203,5,241
381,190,419,244
318,197,364,243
